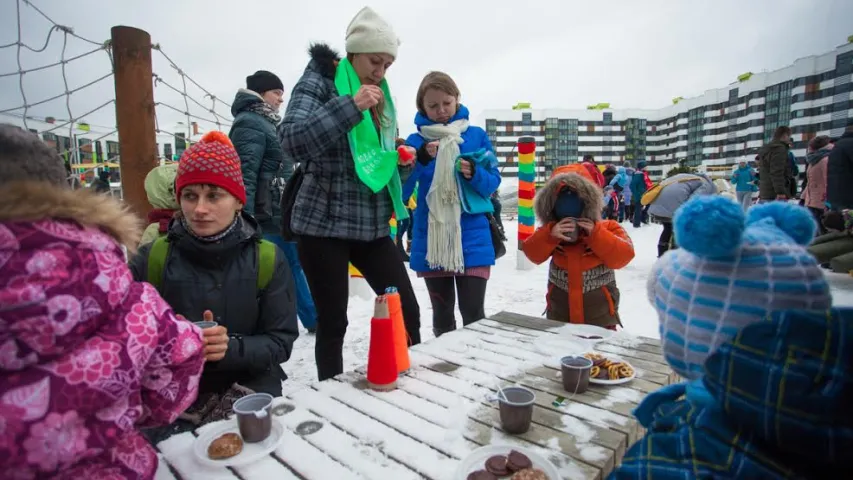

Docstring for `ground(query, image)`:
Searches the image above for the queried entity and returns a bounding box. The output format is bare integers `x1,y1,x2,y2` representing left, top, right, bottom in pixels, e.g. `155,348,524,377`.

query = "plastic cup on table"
498,386,535,434
233,393,274,443
560,356,593,394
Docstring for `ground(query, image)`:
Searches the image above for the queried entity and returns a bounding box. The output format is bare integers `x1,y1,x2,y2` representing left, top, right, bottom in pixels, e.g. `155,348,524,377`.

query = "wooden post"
111,25,156,222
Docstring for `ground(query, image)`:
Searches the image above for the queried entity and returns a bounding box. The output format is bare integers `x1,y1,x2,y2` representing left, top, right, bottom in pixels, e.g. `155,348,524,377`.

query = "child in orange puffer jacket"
522,166,635,328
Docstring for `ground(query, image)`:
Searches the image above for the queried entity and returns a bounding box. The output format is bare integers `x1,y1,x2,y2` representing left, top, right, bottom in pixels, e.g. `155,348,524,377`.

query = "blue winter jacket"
403,105,501,273
629,170,647,204
621,168,635,204
610,308,853,479
731,165,756,192
609,167,629,190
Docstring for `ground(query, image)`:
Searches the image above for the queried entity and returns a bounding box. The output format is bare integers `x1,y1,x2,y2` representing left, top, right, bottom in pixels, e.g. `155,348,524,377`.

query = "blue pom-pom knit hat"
647,196,831,380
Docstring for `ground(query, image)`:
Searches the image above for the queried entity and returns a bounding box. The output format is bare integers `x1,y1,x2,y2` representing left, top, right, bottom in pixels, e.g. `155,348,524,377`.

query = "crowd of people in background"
1,4,852,478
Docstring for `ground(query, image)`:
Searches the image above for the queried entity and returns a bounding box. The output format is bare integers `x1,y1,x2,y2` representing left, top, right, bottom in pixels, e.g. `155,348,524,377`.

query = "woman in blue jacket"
730,159,756,211
402,72,501,337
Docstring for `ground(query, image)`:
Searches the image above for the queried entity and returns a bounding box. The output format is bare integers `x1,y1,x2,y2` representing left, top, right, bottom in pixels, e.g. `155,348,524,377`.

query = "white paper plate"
455,445,561,479
557,324,614,343
585,353,636,385
193,419,284,467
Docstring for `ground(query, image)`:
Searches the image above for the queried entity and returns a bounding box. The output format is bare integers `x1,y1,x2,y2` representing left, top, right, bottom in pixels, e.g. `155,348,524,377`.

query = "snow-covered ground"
284,219,853,387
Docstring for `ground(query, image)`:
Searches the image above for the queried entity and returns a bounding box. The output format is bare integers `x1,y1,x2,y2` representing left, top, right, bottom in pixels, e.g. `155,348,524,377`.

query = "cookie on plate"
207,432,243,460
467,470,498,480
511,468,550,480
485,455,510,476
507,450,532,471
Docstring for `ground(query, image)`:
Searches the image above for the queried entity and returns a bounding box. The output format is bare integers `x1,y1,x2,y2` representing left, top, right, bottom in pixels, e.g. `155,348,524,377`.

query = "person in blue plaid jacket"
612,195,852,479
278,8,421,381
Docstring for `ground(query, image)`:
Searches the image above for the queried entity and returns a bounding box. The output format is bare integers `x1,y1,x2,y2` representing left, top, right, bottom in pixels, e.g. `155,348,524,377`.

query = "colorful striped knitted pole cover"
517,136,537,270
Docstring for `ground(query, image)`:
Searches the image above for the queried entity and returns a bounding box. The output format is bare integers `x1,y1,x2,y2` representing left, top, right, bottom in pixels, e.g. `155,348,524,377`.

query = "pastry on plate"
511,468,549,480
207,432,243,460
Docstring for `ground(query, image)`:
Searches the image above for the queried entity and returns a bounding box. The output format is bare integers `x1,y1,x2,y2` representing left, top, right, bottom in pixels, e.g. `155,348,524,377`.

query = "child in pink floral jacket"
0,124,206,479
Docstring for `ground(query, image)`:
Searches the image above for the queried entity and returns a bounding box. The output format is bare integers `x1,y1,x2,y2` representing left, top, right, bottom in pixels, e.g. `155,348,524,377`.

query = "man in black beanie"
246,70,284,97
229,71,318,333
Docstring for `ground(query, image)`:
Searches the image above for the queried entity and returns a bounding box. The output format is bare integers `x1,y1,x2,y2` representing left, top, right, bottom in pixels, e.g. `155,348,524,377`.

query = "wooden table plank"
483,313,663,354
155,454,178,480
319,378,481,458
289,385,458,479
415,334,648,424
456,326,670,387
349,369,611,477
395,362,628,459
347,369,604,480
490,311,569,332
410,347,640,444
271,399,422,480
465,321,666,392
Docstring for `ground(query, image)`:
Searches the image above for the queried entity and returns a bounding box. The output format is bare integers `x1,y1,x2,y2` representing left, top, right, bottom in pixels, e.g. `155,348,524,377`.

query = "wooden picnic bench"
154,311,675,480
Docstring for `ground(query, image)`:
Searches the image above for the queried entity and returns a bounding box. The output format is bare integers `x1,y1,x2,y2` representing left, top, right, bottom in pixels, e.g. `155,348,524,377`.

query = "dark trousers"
632,200,644,227
424,276,488,337
622,203,634,223
658,220,677,257
297,235,421,381
809,207,827,235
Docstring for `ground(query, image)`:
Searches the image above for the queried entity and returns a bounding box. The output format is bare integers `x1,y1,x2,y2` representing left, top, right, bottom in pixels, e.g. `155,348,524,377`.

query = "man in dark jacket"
827,122,853,210
758,126,793,202
230,70,318,333
89,169,111,194
630,160,648,228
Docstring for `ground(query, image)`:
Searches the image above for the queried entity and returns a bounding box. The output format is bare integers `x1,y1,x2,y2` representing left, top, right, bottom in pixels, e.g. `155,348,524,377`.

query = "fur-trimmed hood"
308,43,341,80
535,173,604,223
0,182,143,253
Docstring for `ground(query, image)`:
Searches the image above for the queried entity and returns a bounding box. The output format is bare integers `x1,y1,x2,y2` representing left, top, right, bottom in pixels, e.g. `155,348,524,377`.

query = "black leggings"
297,235,421,381
658,220,677,257
424,276,488,337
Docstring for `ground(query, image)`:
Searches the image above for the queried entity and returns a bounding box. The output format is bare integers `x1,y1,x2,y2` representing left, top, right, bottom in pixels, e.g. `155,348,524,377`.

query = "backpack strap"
257,240,276,291
147,236,170,292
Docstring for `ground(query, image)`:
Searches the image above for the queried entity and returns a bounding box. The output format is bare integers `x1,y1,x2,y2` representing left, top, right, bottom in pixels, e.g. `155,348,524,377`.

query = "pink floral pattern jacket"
0,183,206,479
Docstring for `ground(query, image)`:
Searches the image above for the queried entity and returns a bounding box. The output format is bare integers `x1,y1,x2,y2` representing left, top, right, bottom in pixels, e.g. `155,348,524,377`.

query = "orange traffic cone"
385,287,410,373
366,295,398,391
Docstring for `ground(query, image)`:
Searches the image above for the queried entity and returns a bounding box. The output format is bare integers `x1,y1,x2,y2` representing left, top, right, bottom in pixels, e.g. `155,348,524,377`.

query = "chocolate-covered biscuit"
485,455,510,476
467,470,498,480
507,450,532,471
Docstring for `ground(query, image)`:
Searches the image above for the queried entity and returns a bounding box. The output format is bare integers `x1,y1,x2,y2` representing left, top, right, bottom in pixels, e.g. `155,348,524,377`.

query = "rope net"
0,0,232,187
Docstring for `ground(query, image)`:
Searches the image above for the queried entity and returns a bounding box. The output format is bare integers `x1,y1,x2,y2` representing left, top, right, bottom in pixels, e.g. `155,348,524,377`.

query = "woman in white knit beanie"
279,6,421,382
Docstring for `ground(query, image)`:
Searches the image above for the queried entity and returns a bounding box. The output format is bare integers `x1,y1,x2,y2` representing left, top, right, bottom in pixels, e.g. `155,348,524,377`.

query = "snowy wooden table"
154,311,674,480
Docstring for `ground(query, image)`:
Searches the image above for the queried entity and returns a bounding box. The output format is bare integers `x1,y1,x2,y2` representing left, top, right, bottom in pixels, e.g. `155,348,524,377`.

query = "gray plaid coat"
279,43,409,242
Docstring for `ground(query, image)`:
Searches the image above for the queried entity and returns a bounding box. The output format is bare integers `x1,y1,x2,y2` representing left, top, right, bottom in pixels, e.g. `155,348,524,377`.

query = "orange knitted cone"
385,287,410,373
366,295,398,391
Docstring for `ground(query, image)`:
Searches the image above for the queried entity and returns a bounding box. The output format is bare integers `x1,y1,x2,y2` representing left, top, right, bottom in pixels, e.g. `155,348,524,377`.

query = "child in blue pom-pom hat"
610,195,853,479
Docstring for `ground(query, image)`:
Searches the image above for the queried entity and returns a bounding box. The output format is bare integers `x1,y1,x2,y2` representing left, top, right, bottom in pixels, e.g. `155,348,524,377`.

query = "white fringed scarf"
420,119,469,273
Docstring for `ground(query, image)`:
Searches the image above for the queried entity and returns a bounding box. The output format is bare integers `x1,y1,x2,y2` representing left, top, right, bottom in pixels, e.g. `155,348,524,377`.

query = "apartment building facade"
483,41,853,181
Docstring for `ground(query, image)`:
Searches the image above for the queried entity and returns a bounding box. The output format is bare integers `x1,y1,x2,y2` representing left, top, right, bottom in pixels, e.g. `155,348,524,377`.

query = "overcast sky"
0,0,850,137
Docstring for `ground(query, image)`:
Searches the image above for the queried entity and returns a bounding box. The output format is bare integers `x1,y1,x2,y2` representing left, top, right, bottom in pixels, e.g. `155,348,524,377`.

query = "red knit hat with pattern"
175,131,246,204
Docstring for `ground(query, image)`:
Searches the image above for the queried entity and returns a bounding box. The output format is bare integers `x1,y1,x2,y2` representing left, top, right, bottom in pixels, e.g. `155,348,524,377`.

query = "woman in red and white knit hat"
129,131,298,442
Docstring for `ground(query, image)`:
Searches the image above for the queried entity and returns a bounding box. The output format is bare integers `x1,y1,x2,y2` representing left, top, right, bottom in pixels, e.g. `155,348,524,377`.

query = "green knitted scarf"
334,58,408,221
